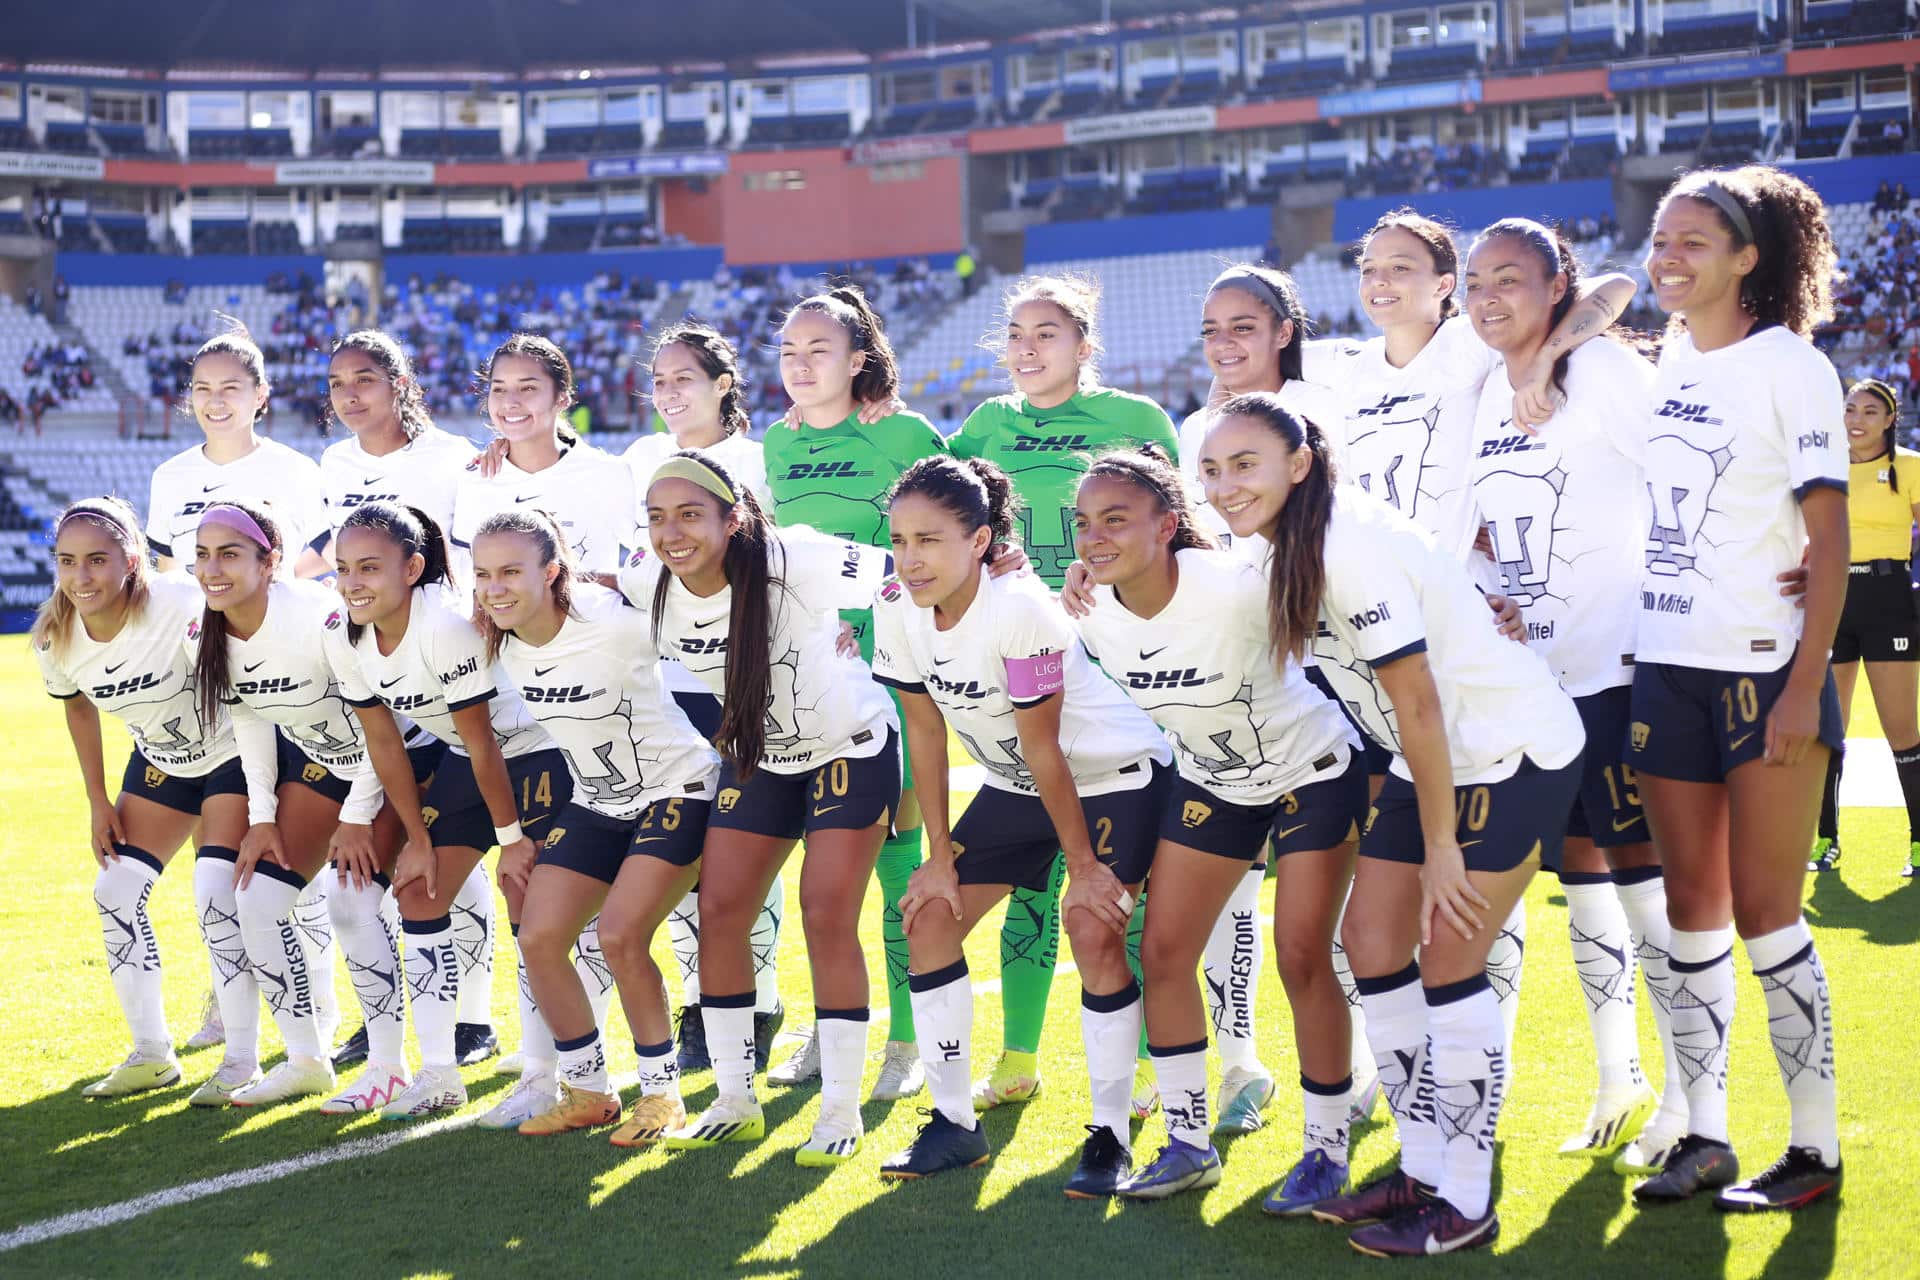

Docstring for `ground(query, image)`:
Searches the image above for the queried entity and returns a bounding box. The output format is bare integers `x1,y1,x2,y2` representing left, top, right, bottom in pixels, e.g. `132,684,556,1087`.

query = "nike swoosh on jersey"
243,660,265,673
534,665,558,677
692,618,722,630
362,475,382,485
514,493,541,503
806,441,838,455
378,676,404,689
1680,382,1701,390
104,660,127,674
1139,646,1168,661
201,484,225,493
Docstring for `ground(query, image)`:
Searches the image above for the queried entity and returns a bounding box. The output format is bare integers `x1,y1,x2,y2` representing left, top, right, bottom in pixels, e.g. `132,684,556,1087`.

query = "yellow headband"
650,455,737,506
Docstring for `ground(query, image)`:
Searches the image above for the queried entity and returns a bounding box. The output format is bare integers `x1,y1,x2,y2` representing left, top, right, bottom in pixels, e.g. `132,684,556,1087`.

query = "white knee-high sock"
576,915,614,1028
451,862,495,1026
668,892,701,1006
236,869,323,1059
753,873,784,1015
700,991,757,1103
1562,872,1643,1091
328,869,406,1067
1202,864,1265,1073
555,1027,609,1094
816,1006,869,1111
1613,869,1685,1129
1426,975,1508,1221
94,849,168,1051
1485,899,1526,1047
1151,1038,1212,1148
193,849,259,1068
1356,961,1443,1187
403,914,460,1069
1746,918,1839,1165
910,959,977,1129
1303,1073,1353,1160
1668,924,1737,1144
1081,980,1143,1150
292,874,339,1042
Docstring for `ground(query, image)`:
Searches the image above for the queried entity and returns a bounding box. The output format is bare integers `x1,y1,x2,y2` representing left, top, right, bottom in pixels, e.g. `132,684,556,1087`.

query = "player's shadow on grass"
1804,867,1920,948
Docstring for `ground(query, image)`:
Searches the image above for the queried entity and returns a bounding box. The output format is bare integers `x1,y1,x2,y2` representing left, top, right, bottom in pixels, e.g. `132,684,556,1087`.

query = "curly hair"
328,330,433,439
1658,165,1836,339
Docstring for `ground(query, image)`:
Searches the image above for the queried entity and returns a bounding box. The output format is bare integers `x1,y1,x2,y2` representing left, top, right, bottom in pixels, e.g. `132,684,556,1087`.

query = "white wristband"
495,822,524,848
1114,890,1134,917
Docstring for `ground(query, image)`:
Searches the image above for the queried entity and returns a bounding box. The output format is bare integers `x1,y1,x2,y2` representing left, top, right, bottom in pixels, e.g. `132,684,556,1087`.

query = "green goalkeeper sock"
876,825,923,1043
998,852,1064,1055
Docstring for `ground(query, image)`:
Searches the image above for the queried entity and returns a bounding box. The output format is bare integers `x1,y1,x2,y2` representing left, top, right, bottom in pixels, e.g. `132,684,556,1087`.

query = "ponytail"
1215,393,1337,663
337,502,452,644
889,455,1021,564
1473,218,1585,395
785,285,901,406
1080,444,1218,555
1854,378,1904,489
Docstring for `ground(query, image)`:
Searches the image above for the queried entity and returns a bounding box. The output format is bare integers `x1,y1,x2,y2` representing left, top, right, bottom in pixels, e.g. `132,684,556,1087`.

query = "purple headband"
198,504,272,550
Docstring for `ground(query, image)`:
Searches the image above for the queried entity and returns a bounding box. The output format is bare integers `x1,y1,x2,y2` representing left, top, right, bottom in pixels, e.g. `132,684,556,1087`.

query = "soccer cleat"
1264,1148,1351,1216
454,1022,499,1068
1808,838,1840,873
880,1108,990,1180
1905,843,1919,880
797,1101,864,1167
1064,1125,1133,1200
1130,1061,1160,1120
476,1071,556,1129
1714,1147,1842,1212
972,1049,1041,1112
230,1055,335,1107
496,1050,525,1076
753,1002,785,1072
1311,1168,1434,1226
1559,1082,1657,1157
1117,1138,1222,1200
1613,1116,1688,1175
320,1062,410,1115
1349,1197,1500,1258
188,1060,261,1108
1349,1067,1383,1125
768,1023,820,1087
381,1065,468,1120
868,1040,925,1102
1215,1066,1276,1135
518,1081,621,1136
662,1094,765,1148
82,1048,182,1098
1633,1135,1740,1203
675,1004,711,1072
609,1093,686,1148
183,989,225,1051
330,1024,370,1070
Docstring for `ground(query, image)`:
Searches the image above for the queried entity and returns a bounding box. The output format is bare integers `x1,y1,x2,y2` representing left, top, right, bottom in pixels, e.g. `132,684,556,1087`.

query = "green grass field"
0,644,1914,1278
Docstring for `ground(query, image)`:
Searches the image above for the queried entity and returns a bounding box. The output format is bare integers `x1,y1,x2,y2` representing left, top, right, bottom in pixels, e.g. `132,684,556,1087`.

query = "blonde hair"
32,497,154,659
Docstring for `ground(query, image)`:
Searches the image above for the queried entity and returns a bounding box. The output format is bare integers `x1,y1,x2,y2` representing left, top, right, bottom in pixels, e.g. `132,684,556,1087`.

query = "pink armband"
1004,651,1065,701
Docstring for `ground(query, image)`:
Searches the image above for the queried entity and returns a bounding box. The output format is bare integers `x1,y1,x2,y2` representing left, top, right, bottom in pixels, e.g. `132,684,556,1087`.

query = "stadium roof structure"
7,0,1240,72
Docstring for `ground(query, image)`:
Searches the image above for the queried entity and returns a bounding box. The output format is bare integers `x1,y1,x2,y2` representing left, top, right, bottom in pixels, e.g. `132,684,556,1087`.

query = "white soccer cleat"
320,1062,412,1115
496,1050,525,1076
183,989,225,1051
768,1024,821,1087
230,1055,335,1107
476,1070,557,1130
82,1046,182,1098
1214,1065,1276,1135
188,1059,262,1108
1613,1108,1690,1175
868,1040,925,1102
381,1064,469,1121
796,1101,864,1167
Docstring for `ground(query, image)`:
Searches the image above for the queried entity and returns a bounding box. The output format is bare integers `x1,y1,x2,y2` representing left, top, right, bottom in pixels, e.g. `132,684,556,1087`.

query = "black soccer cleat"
454,1022,499,1068
1349,1197,1499,1258
880,1109,990,1180
1064,1125,1132,1200
1633,1134,1740,1203
330,1023,369,1069
676,1005,711,1072
1310,1168,1435,1226
1714,1147,1842,1212
753,1001,785,1073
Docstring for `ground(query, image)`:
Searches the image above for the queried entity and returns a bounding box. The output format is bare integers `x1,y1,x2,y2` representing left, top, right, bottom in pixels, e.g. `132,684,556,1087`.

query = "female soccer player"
1199,394,1585,1256
320,330,501,1074
1061,450,1366,1210
624,452,900,1164
1626,166,1847,1212
473,507,722,1143
325,502,569,1119
1461,219,1683,1169
1811,377,1920,879
36,498,255,1104
875,456,1174,1196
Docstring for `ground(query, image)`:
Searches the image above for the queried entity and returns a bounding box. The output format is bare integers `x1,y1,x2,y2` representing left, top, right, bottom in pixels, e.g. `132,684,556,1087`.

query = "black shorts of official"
538,794,712,882
951,759,1172,892
709,728,900,841
1564,686,1649,848
673,689,723,742
1304,666,1394,775
120,749,247,817
422,746,572,852
276,732,444,805
1362,754,1583,875
1833,561,1919,664
1159,749,1367,861
1627,656,1845,784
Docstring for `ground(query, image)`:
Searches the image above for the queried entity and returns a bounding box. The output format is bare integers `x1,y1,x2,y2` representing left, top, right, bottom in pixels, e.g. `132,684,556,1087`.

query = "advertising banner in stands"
588,152,730,179
273,160,437,185
0,151,106,180
851,132,968,165
1607,53,1786,92
1063,106,1218,145
1319,80,1482,119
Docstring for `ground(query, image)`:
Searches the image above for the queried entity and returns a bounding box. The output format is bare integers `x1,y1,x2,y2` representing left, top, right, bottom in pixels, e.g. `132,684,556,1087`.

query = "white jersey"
1309,488,1585,785
872,569,1171,797
624,431,773,512
319,426,474,536
1468,341,1653,696
1307,320,1500,561
450,442,638,582
494,585,719,821
617,525,897,774
182,578,383,824
1637,325,1848,671
145,438,328,569
324,584,550,761
1072,548,1355,803
1177,377,1337,559
36,572,237,777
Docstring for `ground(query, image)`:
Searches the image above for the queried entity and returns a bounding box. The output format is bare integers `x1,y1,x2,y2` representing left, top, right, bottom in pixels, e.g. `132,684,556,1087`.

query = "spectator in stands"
24,285,40,316
0,388,19,427
163,279,187,304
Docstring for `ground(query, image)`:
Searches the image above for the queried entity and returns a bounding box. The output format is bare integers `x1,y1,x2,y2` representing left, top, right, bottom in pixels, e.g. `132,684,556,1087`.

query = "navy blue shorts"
423,747,572,851
538,796,711,882
710,728,900,841
1159,749,1366,861
1564,686,1648,847
1361,755,1583,874
952,760,1171,892
1627,656,1844,784
277,732,443,805
120,750,246,817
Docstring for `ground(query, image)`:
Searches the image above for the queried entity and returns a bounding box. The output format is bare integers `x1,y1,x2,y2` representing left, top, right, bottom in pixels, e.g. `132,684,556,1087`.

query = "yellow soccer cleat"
83,1049,182,1098
1560,1082,1657,1157
662,1095,766,1149
795,1101,863,1168
609,1093,687,1148
518,1082,622,1136
972,1050,1042,1113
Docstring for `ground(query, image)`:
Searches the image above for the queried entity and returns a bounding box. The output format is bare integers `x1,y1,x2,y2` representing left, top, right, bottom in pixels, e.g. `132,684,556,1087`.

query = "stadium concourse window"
743,170,806,191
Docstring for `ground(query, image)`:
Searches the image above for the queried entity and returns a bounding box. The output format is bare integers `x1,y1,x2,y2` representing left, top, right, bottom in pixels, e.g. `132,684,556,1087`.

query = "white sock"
512,925,556,1076
1746,918,1839,1165
634,1037,680,1098
1150,1039,1211,1148
555,1027,608,1093
403,915,460,1069
1614,870,1686,1129
236,870,322,1059
1330,895,1375,1082
1427,978,1508,1221
1202,865,1264,1073
93,851,169,1050
1562,874,1643,1091
701,993,757,1102
1356,963,1443,1187
816,1007,869,1110
292,874,339,1042
576,915,614,1028
1485,899,1526,1047
753,873,784,1014
193,851,259,1067
328,869,406,1066
1081,981,1142,1149
451,862,494,1026
910,960,976,1129
668,892,701,1006
1303,1073,1353,1160
1669,925,1737,1144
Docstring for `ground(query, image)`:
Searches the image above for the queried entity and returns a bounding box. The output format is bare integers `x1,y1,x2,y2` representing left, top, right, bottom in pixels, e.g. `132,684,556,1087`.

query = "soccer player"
1198,395,1585,1256
1626,166,1847,1212
875,456,1174,1197
628,453,901,1165
1062,450,1366,1211
1461,220,1683,1168
1812,377,1920,879
473,508,722,1142
36,498,253,1104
